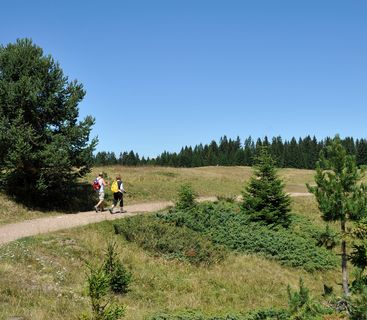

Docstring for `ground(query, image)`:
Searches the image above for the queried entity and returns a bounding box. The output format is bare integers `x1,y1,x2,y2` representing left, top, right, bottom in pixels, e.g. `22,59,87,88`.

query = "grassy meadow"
87,165,315,203
0,215,339,320
0,165,345,319
0,165,315,225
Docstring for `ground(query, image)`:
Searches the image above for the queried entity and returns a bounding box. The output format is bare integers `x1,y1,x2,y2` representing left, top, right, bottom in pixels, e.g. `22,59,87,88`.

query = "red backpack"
92,179,101,191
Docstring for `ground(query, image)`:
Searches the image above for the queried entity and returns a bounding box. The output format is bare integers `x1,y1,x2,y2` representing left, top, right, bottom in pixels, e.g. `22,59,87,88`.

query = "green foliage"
287,279,334,320
162,202,338,271
350,287,367,320
316,225,339,250
176,184,197,210
149,309,288,320
0,38,97,207
81,264,125,320
241,147,291,227
307,136,367,223
103,242,132,294
307,135,367,295
113,214,226,265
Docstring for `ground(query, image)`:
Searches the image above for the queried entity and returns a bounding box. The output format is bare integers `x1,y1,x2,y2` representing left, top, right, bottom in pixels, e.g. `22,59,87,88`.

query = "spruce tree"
241,147,291,227
0,39,97,205
307,135,367,296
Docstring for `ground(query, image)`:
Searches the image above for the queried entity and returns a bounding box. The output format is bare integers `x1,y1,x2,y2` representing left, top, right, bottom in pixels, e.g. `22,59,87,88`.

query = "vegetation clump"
162,201,337,271
103,242,132,294
114,214,226,265
241,147,291,228
175,184,197,210
79,264,125,320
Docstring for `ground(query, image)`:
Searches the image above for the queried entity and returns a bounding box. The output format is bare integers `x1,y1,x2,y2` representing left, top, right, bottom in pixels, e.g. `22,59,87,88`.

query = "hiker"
109,175,127,214
94,172,107,212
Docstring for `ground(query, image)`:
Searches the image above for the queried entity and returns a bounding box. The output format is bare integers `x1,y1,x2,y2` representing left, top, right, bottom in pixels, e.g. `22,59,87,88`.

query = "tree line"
94,135,367,169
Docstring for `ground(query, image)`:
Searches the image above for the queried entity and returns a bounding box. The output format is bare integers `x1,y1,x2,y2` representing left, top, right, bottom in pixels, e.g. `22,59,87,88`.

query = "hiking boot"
121,209,127,213
108,208,113,214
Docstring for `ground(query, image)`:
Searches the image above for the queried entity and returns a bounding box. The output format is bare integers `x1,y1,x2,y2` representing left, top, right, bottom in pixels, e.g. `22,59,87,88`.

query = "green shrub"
176,184,197,210
103,242,132,294
114,214,226,265
162,202,338,272
286,279,334,320
350,287,367,320
149,309,288,320
79,264,125,320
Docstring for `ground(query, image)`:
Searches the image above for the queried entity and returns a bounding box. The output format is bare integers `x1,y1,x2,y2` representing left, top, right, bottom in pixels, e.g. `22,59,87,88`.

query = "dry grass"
0,219,340,320
0,194,59,225
87,165,314,204
0,166,315,225
0,166,355,319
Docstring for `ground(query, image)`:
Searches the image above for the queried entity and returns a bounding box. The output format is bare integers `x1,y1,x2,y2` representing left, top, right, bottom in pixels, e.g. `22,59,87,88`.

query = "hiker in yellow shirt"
109,175,127,214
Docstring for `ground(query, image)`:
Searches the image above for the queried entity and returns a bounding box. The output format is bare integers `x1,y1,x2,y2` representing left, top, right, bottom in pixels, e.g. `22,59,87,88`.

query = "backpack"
92,179,101,191
111,180,119,193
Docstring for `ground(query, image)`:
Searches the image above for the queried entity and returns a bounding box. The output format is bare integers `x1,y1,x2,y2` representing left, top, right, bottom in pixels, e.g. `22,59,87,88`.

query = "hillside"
0,166,346,319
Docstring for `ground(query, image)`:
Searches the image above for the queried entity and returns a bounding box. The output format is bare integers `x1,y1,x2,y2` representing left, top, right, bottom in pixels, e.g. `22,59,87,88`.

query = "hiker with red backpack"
109,175,127,214
93,172,108,212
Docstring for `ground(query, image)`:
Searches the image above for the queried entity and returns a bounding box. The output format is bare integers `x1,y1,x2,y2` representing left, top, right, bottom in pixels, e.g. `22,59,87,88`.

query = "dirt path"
0,194,311,246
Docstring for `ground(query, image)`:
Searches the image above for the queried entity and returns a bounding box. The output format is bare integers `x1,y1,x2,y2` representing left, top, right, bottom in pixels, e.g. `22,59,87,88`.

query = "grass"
1,165,314,225
0,215,340,320
87,165,314,204
0,193,59,225
0,166,342,319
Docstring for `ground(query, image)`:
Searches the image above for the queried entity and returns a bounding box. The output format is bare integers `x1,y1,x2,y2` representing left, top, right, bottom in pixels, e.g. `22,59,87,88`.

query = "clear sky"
1,0,366,157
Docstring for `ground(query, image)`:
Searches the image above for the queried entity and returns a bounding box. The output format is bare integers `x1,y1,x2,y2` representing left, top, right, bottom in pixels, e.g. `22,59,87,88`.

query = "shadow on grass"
5,182,100,213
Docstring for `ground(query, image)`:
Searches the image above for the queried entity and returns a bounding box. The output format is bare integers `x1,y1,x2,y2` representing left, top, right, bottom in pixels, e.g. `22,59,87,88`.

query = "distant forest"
93,135,367,169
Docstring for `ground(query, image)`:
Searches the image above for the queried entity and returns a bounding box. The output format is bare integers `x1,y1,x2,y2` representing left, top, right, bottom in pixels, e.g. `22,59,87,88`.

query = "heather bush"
163,202,338,271
113,214,226,265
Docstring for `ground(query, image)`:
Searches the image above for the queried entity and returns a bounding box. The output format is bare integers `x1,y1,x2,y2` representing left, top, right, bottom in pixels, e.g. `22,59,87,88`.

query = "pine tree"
307,135,367,296
241,147,291,227
0,39,96,205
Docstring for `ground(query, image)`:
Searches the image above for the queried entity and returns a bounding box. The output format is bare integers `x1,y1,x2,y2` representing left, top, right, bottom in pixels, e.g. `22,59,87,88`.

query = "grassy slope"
87,165,314,203
0,166,340,319
1,165,315,225
0,215,339,320
0,193,60,225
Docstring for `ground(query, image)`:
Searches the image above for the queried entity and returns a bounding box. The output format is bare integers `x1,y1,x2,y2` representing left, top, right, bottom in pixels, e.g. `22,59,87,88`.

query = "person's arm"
120,181,126,193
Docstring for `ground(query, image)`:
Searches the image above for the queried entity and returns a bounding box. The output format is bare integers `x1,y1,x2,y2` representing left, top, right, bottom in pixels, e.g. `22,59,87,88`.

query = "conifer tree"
241,147,291,227
0,39,96,205
307,135,367,296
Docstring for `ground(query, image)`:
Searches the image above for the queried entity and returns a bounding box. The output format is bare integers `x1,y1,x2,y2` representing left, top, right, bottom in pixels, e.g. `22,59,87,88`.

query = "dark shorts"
113,192,123,207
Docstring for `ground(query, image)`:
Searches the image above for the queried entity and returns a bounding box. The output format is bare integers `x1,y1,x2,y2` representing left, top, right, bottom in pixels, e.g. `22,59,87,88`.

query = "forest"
94,135,367,168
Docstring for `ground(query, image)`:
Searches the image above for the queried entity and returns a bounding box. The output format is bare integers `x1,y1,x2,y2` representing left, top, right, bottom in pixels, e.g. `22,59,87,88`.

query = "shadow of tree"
5,182,100,213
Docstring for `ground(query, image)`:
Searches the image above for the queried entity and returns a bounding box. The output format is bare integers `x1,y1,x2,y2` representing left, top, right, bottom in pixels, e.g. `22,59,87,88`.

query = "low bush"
149,309,288,320
162,202,338,272
79,264,125,320
103,242,132,294
176,184,197,210
113,214,226,265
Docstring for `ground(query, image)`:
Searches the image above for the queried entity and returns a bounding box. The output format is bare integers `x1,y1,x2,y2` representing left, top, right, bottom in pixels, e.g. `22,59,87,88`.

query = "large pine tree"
241,147,291,227
0,39,97,205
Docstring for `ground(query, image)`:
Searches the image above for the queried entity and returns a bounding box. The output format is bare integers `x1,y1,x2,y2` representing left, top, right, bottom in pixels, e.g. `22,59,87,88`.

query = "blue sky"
1,1,366,157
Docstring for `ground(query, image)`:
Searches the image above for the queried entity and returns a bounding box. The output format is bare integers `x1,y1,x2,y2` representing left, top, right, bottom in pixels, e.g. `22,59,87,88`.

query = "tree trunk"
341,220,349,296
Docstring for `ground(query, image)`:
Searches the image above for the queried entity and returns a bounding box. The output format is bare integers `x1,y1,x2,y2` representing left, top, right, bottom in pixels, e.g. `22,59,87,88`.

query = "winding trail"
0,193,311,246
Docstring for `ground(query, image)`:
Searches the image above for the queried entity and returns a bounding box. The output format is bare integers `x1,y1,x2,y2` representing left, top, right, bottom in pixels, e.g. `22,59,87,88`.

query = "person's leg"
120,194,126,213
95,199,102,212
95,192,105,211
109,194,118,213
